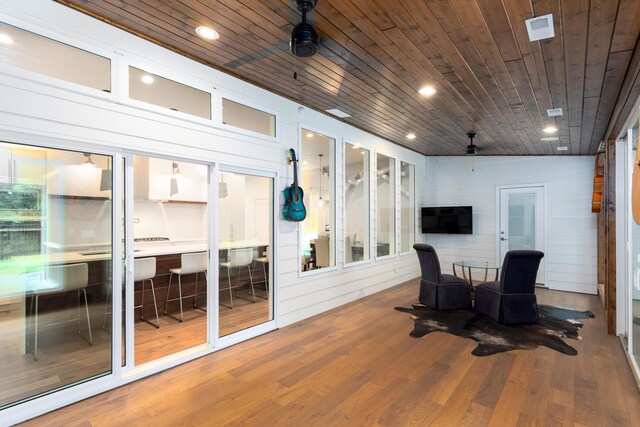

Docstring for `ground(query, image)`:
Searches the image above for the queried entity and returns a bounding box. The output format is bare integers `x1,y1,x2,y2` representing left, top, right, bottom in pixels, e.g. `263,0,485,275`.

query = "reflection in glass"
300,129,335,271
129,67,211,119
376,153,395,257
131,155,208,366
400,162,415,253
629,116,640,365
0,143,112,409
345,143,370,263
0,21,110,91
218,172,273,336
222,98,276,137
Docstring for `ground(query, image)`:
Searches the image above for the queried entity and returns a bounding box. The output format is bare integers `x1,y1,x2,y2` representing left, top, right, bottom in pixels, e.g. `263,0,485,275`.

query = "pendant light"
100,156,112,191
81,153,96,167
317,154,325,208
170,161,181,196
219,171,228,198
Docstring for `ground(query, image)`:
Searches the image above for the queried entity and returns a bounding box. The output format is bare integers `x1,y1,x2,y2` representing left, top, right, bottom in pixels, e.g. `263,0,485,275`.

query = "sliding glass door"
121,154,210,367
218,169,273,337
0,142,113,409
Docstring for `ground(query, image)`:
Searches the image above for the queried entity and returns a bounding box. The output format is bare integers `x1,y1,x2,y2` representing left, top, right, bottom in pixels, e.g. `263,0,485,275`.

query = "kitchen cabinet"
135,156,207,203
0,146,46,185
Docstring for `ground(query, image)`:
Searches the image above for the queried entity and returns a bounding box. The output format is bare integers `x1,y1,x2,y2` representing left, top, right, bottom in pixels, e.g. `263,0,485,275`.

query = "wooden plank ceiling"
55,0,640,156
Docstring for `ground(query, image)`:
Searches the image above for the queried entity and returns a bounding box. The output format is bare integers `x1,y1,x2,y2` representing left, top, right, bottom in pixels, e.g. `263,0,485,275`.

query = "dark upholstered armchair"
474,250,544,324
413,244,472,310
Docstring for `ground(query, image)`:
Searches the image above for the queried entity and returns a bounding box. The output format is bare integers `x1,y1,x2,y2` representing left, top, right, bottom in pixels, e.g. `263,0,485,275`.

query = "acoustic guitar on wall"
283,148,307,222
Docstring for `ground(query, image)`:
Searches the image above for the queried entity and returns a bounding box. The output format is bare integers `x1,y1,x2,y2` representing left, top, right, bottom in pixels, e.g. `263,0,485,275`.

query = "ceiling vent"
325,108,350,118
547,108,563,117
290,0,319,57
525,14,555,41
556,146,568,151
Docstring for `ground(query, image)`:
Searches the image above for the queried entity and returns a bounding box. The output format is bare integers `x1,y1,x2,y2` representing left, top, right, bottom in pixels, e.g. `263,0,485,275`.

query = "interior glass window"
300,129,335,271
222,98,276,137
376,153,395,257
400,162,415,253
129,67,211,119
344,143,370,263
0,21,110,92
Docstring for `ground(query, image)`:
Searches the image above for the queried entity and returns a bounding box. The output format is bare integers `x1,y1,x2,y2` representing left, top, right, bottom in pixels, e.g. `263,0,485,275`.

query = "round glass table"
452,260,500,286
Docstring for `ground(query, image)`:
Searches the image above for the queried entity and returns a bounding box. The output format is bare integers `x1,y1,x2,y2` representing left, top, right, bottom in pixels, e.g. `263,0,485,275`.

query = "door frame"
495,183,548,285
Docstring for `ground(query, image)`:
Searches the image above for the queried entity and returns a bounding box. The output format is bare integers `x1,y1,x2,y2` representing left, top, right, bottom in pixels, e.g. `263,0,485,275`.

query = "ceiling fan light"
466,144,477,155
290,22,318,57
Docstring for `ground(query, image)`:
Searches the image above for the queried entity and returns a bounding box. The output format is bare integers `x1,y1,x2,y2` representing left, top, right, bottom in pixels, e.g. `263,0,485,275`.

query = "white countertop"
32,240,268,263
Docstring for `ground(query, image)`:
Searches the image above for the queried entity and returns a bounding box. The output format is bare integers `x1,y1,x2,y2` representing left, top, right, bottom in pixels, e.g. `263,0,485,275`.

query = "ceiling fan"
466,131,478,155
290,0,319,57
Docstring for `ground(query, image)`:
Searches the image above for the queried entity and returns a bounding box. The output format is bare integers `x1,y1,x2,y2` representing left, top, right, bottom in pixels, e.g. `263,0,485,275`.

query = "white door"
498,186,545,284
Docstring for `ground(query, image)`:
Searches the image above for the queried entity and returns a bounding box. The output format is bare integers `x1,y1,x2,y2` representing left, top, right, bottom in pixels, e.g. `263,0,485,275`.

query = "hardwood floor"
0,288,271,408
20,279,640,426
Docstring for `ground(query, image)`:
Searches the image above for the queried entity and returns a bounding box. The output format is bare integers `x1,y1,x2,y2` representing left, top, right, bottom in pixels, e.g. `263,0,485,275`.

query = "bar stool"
28,263,92,360
252,250,269,299
164,252,207,322
219,248,256,308
134,257,159,328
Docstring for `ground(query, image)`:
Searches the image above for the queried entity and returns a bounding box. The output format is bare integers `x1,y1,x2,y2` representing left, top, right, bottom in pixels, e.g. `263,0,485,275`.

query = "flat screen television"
421,206,473,234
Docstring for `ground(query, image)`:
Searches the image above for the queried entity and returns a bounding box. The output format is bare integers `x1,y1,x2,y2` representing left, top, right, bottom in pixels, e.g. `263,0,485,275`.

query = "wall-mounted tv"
421,206,473,234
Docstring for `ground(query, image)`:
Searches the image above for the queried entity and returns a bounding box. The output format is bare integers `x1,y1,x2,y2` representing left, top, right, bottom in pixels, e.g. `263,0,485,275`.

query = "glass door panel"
498,186,545,283
130,154,208,366
0,143,113,409
507,193,537,251
218,171,273,336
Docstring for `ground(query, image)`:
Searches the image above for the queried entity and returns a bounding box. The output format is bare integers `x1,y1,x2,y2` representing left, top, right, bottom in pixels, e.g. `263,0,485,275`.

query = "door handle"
500,237,508,241
125,251,134,274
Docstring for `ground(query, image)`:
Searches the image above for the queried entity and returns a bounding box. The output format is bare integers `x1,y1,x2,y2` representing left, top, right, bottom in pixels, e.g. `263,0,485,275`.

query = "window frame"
217,92,280,143
297,124,338,277
398,159,417,256
374,150,398,260
342,139,373,269
0,17,115,100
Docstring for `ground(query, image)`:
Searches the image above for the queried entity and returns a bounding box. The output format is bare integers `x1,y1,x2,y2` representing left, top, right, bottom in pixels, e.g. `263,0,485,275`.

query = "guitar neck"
293,159,299,190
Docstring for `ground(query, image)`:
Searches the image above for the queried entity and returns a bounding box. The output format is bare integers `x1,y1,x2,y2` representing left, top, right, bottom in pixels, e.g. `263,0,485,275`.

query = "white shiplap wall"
424,156,598,294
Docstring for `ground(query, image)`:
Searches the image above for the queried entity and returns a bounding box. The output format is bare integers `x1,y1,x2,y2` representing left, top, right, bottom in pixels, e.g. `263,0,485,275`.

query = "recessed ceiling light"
195,26,220,40
418,86,437,96
557,146,568,151
547,108,563,117
303,160,308,165
306,132,314,138
325,108,351,118
141,75,154,84
525,14,555,41
543,126,558,133
406,133,416,140
541,137,559,141
0,33,13,45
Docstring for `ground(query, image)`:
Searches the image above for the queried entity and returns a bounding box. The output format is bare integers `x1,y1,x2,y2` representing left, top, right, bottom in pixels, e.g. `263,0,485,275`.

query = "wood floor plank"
19,281,640,426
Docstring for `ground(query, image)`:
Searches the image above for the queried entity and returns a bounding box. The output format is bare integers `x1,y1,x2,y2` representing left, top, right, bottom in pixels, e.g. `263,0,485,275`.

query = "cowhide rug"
394,304,594,357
